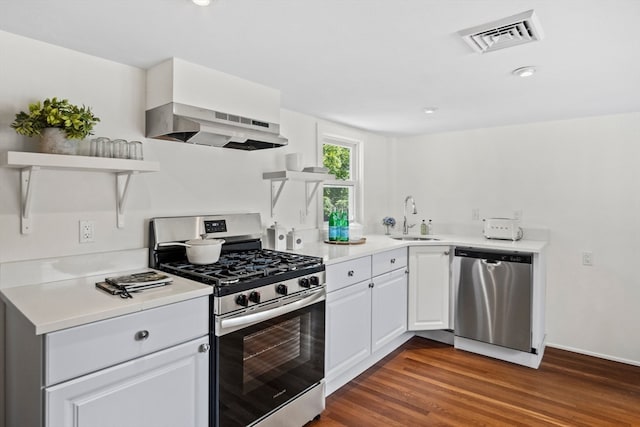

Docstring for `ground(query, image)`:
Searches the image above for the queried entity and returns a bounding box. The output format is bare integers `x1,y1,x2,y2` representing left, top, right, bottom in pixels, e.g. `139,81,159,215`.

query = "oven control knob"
299,277,310,288
236,294,249,307
309,276,320,287
249,291,261,303
276,284,288,295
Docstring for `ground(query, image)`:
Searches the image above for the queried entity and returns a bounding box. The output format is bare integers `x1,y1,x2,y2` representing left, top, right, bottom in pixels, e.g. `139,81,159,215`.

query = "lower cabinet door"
325,280,372,380
371,268,408,353
408,246,451,330
45,336,209,427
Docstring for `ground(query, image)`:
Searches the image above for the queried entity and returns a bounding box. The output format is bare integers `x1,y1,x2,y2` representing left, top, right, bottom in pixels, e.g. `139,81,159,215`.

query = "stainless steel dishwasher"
455,247,533,353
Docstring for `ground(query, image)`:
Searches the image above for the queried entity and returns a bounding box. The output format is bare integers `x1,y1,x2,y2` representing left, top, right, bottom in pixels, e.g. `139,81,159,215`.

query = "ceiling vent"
458,9,544,54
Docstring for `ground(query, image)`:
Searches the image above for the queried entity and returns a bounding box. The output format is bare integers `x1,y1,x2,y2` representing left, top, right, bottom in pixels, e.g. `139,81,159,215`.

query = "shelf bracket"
20,166,39,234
116,171,137,228
305,181,322,215
269,179,287,217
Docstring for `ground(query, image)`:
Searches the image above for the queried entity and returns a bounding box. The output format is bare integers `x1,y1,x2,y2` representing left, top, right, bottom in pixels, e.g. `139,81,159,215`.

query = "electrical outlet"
472,208,480,221
582,251,593,266
79,220,95,243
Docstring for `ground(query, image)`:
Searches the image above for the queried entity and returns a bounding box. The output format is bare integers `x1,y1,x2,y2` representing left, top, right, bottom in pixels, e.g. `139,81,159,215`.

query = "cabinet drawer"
372,247,407,277
45,297,209,386
326,256,372,293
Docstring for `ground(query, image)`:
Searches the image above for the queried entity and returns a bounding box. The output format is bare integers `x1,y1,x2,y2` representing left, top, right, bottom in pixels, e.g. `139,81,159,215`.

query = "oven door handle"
217,289,325,336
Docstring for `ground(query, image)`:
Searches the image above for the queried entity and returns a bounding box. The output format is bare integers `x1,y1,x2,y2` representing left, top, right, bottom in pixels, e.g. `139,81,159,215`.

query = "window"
318,131,362,224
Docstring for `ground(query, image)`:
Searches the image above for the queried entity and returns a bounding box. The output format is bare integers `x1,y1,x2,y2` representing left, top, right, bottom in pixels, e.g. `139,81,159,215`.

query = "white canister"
286,228,304,250
285,153,303,171
266,222,287,250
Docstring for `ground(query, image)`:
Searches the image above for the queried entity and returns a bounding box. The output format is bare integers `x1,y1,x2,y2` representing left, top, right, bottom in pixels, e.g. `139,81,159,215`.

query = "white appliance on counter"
483,218,523,241
266,222,287,250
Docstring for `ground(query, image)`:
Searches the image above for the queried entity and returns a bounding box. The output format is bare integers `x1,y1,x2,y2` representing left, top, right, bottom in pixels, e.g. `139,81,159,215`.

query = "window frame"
316,125,363,227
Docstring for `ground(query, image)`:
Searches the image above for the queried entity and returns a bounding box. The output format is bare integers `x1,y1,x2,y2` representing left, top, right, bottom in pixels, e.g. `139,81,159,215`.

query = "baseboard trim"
546,342,640,367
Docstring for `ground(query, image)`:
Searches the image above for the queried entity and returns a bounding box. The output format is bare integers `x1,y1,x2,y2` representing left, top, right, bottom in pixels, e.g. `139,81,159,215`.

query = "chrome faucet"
403,195,418,234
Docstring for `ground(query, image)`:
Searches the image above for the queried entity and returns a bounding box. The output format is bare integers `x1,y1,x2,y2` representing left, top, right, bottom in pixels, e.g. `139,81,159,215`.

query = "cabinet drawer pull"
135,330,150,341
199,343,210,353
390,258,396,264
347,270,354,277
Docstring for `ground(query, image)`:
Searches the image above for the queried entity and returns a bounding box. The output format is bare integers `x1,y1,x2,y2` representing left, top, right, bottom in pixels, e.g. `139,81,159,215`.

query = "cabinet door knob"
390,258,396,264
368,283,374,288
199,343,210,353
135,330,150,341
347,270,354,277
444,251,450,256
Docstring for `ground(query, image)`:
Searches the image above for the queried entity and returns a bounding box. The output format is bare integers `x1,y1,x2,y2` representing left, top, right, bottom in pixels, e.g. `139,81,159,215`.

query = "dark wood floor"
309,337,640,426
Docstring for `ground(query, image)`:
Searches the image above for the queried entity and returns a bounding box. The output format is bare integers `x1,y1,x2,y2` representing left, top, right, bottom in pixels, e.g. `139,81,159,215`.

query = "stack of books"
96,271,173,298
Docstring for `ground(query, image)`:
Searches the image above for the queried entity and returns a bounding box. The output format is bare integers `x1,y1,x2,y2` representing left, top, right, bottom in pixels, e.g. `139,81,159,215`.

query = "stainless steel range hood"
145,102,288,150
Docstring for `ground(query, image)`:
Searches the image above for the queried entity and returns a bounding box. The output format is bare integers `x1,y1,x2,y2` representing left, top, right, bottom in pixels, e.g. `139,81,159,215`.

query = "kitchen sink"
391,236,440,241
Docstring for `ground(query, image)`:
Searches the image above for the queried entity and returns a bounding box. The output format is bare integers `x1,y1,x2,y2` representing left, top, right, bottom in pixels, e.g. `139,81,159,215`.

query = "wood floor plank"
308,337,640,426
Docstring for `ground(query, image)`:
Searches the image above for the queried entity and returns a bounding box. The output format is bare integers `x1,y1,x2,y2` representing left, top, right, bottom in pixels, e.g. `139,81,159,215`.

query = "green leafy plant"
11,97,100,140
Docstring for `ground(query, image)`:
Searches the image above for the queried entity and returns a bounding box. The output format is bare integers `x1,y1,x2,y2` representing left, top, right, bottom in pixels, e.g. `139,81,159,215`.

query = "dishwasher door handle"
482,259,502,266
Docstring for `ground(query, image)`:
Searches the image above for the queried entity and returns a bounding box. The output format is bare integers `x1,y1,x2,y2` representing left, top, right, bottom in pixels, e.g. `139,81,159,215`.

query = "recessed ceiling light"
423,107,438,114
192,0,211,6
512,66,536,77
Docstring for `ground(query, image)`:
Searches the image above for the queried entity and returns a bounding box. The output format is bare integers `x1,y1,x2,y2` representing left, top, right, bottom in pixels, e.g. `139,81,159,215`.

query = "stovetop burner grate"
158,249,324,296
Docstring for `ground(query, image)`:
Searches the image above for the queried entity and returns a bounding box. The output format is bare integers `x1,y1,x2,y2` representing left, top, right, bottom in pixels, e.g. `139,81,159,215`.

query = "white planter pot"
40,128,77,155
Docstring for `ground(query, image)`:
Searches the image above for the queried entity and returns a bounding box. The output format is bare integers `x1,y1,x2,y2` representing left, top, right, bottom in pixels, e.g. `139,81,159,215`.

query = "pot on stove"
158,237,225,265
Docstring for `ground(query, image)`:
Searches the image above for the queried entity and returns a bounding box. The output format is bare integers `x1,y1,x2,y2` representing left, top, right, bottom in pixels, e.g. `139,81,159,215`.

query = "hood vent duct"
145,102,288,151
458,9,544,54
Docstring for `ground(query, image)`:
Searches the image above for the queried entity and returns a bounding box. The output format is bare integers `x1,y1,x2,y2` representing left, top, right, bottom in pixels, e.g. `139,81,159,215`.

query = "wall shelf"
1,151,160,234
262,170,334,217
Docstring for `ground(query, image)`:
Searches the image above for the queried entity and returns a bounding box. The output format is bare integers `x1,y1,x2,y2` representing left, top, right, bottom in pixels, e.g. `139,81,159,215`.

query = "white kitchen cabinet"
325,248,409,395
45,335,209,427
371,268,408,352
408,246,451,331
325,280,372,379
5,297,209,427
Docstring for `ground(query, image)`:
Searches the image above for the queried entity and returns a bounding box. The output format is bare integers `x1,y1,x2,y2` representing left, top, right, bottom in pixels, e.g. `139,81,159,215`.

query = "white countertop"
0,269,212,335
294,233,547,264
0,233,546,335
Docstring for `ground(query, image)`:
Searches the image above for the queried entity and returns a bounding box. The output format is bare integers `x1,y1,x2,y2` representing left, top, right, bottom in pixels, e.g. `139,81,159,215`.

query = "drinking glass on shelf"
112,139,128,159
128,141,143,160
91,137,110,157
103,139,114,158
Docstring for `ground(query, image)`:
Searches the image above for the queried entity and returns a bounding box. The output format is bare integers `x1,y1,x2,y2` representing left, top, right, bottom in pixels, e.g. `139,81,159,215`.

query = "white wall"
392,115,640,365
0,30,391,266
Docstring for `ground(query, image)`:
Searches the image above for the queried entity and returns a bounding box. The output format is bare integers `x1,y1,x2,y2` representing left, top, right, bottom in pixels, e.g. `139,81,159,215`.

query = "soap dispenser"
420,220,427,235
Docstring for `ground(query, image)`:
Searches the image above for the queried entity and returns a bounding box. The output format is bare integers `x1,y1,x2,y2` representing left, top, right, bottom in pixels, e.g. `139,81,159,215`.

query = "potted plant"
382,216,396,235
11,97,100,155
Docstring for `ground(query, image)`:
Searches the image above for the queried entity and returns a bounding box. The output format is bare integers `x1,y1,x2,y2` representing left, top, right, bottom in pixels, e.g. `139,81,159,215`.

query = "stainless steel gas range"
149,213,326,427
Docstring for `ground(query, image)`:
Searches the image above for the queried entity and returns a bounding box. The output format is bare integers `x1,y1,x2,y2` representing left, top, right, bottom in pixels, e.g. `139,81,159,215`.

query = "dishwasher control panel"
454,248,532,264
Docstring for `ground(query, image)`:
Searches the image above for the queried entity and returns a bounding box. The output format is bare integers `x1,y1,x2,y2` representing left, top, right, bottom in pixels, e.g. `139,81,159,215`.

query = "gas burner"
157,248,324,296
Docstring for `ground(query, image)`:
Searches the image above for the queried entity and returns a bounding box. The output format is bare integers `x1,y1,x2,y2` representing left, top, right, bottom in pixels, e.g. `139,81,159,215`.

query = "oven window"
243,314,310,394
216,300,325,427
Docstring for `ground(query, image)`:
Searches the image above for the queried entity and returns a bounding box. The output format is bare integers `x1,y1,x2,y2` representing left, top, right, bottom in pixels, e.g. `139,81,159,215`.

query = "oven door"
214,289,325,427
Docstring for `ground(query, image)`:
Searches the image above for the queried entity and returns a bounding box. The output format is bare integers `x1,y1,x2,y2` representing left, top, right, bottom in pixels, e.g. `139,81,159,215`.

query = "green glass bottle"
339,209,350,241
328,208,338,241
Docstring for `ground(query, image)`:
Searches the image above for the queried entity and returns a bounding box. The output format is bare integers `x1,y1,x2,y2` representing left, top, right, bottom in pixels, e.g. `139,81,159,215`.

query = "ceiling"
1,0,639,136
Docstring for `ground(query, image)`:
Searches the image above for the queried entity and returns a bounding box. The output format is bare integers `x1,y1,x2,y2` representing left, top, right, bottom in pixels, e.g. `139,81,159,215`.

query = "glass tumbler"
112,139,128,159
128,141,144,160
91,137,110,157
